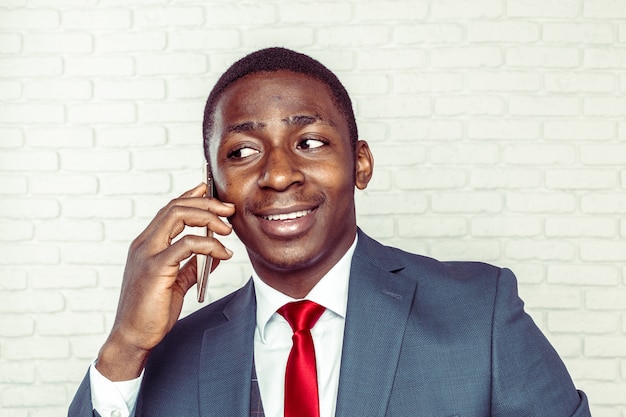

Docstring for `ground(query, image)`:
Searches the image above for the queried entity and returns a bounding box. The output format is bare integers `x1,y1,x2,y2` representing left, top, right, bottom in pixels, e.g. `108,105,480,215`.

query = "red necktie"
278,300,326,417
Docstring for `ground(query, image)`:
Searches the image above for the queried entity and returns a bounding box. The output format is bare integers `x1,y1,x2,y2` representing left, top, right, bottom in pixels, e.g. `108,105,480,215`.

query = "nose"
257,146,304,191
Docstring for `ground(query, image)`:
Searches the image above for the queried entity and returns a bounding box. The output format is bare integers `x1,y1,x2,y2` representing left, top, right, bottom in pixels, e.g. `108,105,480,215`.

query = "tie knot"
278,300,325,333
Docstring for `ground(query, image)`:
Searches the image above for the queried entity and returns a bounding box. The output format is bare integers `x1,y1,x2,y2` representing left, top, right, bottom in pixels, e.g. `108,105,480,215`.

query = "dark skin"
96,70,374,381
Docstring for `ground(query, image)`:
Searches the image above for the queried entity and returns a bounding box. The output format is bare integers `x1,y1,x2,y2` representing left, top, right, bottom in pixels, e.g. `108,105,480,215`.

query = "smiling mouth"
261,209,313,221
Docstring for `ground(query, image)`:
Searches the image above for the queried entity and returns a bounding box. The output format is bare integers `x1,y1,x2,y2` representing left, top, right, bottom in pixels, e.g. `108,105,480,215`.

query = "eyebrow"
225,114,336,135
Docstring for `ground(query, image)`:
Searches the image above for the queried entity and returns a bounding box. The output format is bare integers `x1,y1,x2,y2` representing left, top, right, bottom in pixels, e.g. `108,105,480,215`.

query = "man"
69,47,591,417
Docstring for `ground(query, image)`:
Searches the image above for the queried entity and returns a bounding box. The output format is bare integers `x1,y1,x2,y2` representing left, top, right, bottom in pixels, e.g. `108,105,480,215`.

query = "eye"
227,146,259,159
297,137,327,150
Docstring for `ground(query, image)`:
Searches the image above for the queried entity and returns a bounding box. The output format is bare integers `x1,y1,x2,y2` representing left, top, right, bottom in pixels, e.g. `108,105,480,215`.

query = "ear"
354,140,374,190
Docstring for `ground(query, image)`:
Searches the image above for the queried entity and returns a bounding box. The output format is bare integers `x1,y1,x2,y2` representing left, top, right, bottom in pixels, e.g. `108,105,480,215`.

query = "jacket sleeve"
490,268,591,417
68,371,101,417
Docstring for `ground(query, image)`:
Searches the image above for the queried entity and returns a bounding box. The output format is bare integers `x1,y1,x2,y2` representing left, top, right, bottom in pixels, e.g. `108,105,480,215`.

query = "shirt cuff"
89,360,143,417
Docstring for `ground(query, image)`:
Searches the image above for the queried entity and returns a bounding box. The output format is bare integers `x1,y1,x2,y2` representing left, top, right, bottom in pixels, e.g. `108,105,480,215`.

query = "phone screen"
196,163,213,302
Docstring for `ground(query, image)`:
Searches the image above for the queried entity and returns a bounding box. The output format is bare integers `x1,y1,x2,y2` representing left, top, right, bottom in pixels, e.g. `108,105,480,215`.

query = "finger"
179,183,207,199
160,234,234,268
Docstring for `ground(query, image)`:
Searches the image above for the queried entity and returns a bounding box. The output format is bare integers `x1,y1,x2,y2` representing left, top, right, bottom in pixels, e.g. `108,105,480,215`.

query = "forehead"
213,70,343,126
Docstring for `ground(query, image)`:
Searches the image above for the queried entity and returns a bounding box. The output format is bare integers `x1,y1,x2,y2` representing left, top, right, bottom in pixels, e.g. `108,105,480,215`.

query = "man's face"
208,70,372,289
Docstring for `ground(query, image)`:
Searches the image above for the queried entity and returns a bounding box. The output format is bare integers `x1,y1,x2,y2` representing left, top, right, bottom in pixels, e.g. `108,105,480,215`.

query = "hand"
96,183,236,381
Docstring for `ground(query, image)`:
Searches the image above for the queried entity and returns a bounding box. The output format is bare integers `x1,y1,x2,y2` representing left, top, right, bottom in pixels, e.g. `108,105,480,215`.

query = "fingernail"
225,248,233,257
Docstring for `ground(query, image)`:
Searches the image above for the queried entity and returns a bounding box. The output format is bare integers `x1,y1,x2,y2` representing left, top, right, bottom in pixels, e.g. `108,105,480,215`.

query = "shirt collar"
252,235,357,343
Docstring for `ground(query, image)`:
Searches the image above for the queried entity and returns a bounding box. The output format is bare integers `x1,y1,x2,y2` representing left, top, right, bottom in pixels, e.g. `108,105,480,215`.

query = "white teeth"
264,210,312,221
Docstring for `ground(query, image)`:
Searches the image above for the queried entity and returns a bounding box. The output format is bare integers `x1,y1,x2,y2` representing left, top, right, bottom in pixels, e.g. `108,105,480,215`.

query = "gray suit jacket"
69,230,591,417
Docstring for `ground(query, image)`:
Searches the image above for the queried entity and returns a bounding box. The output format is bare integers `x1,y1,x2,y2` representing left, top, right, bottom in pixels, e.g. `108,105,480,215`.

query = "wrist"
96,331,150,382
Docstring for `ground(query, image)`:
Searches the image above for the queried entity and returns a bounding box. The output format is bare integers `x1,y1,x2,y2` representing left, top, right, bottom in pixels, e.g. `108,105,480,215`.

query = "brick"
582,144,626,165
581,193,626,214
397,216,467,238
97,125,166,148
585,337,626,357
26,126,94,148
565,358,618,381
507,263,544,284
509,96,579,116
171,28,240,51
31,174,98,195
544,120,615,140
35,219,103,242
23,79,92,100
507,47,579,68
61,242,128,265
65,56,134,76
429,239,501,262
94,79,165,100
467,72,540,92
505,240,576,261
62,198,133,219
204,3,276,25
137,53,207,75
585,97,626,116
396,168,466,190
0,150,58,172
354,216,394,239
2,337,70,360
546,169,617,190
435,96,504,116
587,289,626,310
431,144,500,165
548,311,618,334
521,286,581,309
583,382,626,406
29,267,96,290
0,33,21,54
358,50,427,71
138,101,204,123
506,192,576,212
0,103,64,124
62,10,131,30
59,149,130,172
393,72,462,93
431,47,502,68
360,96,430,119
0,127,23,148
503,145,576,165
67,103,136,124
0,56,64,77
546,217,616,238
471,216,541,237
361,168,391,192
584,0,626,18
370,143,426,167
507,0,581,17
70,335,107,359
37,312,104,336
394,24,463,44
134,6,203,27
132,147,202,171
241,27,313,49
545,72,616,93
0,198,60,219
23,32,92,54
168,76,217,99
0,220,33,241
390,120,463,141
66,289,121,312
0,268,27,290
467,120,540,140
1,384,67,407
0,316,35,338
583,48,626,69
280,2,350,22
0,80,21,100
432,192,502,213
0,362,35,383
548,335,582,358
0,9,59,29
356,1,428,20
543,22,614,44
97,31,166,52
0,291,64,313
431,0,501,18
468,22,540,42
354,192,428,215
581,241,626,262
0,175,28,195
318,26,390,47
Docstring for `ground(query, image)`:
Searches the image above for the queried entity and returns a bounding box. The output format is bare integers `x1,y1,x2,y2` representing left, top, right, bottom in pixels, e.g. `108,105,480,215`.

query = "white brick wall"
0,0,624,415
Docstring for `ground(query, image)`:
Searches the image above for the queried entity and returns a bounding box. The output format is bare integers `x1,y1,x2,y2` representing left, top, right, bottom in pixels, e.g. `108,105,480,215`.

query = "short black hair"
202,47,358,160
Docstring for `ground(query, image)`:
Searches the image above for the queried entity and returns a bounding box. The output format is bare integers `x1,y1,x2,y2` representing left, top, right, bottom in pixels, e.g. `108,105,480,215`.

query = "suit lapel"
198,280,257,417
335,231,418,417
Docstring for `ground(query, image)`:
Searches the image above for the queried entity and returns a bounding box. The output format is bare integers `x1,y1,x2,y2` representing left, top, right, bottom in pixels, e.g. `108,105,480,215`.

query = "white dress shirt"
90,236,356,417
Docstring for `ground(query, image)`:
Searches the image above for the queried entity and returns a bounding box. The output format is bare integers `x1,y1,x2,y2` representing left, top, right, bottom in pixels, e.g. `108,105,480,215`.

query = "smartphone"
196,162,213,302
